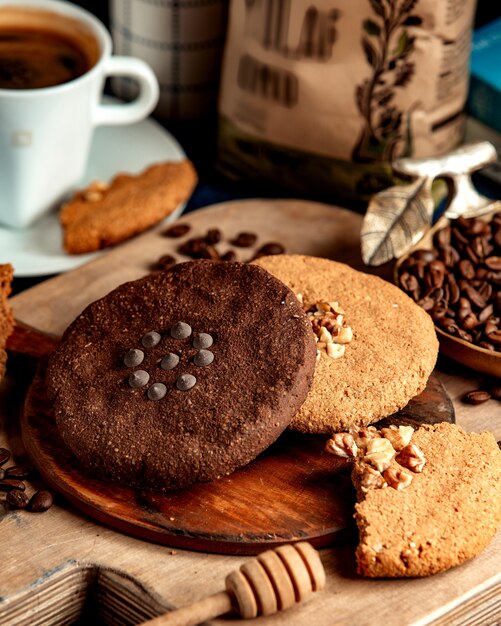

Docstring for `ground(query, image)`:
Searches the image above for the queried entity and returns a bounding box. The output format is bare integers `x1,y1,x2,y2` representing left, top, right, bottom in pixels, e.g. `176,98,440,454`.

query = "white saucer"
0,113,186,277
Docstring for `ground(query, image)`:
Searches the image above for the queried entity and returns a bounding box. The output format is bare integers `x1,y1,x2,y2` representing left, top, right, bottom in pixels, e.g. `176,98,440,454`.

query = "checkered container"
110,0,228,120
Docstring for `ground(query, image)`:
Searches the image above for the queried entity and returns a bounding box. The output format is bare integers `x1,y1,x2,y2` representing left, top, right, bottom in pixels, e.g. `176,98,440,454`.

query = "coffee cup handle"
93,56,159,126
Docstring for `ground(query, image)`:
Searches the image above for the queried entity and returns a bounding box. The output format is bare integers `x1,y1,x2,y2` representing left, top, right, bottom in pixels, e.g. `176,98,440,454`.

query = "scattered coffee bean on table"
253,242,286,258
6,489,29,509
163,223,191,238
0,445,53,515
152,254,177,271
0,478,25,492
5,465,31,479
231,232,258,247
154,225,287,270
204,228,222,245
28,490,54,513
398,213,501,352
220,250,237,262
463,390,491,405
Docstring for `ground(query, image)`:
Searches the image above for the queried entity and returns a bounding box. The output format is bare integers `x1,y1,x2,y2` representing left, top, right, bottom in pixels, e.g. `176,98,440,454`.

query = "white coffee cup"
0,0,159,229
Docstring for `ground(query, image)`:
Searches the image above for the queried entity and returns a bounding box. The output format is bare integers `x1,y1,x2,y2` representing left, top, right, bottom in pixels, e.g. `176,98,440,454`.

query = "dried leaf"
369,0,386,18
362,37,379,68
363,19,381,35
361,177,434,266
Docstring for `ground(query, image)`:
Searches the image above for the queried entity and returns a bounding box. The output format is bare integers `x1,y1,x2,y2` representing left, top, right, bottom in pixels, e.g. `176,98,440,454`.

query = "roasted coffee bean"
0,468,4,480
428,259,446,273
425,269,444,289
439,245,461,267
479,340,495,350
204,229,222,245
6,489,29,509
466,219,488,236
479,304,494,324
434,226,451,247
478,282,493,301
399,272,419,292
163,223,191,238
460,313,478,331
462,285,486,309
178,237,207,258
458,259,475,279
5,465,31,479
0,448,10,466
256,242,285,256
198,244,220,260
487,330,501,344
448,280,460,304
0,479,25,492
153,254,176,271
464,244,479,265
431,305,447,321
413,249,437,263
463,390,491,405
455,328,472,342
452,226,468,245
231,232,257,247
220,250,237,262
417,296,434,311
485,256,501,271
28,490,53,512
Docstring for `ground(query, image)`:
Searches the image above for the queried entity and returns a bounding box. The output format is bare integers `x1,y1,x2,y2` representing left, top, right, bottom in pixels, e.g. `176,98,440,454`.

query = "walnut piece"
325,433,358,458
383,466,413,490
358,464,387,492
381,425,414,451
305,300,353,360
351,426,380,451
396,443,426,473
363,437,395,472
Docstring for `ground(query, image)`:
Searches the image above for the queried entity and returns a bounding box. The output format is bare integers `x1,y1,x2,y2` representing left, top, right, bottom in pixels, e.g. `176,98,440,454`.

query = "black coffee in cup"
0,7,100,90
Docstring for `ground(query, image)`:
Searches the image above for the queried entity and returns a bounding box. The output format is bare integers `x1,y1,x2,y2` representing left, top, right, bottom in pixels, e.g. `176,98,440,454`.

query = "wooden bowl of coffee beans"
395,208,501,377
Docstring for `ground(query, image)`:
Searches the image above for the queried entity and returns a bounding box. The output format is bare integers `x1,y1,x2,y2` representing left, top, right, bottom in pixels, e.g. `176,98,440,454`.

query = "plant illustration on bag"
352,0,421,164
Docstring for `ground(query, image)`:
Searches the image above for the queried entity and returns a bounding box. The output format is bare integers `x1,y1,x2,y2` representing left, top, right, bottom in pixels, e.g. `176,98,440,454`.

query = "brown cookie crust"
0,264,14,380
354,423,501,577
46,261,316,491
254,255,438,433
60,160,197,254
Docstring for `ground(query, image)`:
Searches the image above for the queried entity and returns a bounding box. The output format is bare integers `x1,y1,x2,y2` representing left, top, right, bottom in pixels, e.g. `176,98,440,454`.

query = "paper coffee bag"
217,0,476,202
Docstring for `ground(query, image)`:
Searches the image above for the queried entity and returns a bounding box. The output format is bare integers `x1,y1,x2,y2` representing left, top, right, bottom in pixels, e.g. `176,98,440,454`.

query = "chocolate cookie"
46,261,316,491
339,423,501,577
0,264,14,380
254,255,438,433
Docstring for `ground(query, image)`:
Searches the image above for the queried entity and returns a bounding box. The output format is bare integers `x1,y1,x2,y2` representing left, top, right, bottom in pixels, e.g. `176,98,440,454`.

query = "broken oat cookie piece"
0,264,14,380
60,160,197,254
326,422,501,577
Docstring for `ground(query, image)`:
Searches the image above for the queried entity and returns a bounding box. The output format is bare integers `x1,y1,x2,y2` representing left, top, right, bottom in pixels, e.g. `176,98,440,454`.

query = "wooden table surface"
1,200,500,626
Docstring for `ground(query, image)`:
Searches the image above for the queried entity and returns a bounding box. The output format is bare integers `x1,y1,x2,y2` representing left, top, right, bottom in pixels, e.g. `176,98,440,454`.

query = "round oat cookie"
45,260,316,492
253,255,438,433
354,423,501,577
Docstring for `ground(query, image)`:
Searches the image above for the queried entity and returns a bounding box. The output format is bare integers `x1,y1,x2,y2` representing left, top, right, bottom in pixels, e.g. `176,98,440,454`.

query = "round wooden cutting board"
22,362,453,555
13,199,455,555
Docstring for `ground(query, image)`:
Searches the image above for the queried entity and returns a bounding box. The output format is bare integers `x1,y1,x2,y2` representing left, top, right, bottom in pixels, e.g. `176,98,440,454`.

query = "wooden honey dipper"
140,541,325,626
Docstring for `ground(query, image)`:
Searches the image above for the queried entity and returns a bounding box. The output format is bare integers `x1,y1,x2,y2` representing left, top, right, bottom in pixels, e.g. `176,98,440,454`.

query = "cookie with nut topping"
253,255,438,433
60,160,197,254
46,260,316,491
327,422,501,577
0,263,14,380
